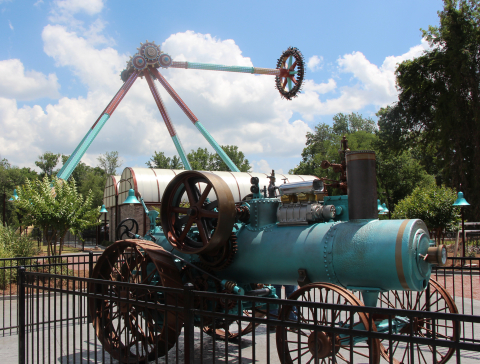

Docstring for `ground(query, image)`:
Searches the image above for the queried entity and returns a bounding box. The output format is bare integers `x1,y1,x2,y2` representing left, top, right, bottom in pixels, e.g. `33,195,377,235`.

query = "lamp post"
114,179,141,241
100,204,108,246
379,203,389,217
453,186,470,257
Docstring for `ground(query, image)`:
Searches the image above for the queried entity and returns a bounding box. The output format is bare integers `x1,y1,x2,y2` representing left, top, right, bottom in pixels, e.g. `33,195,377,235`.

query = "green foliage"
60,155,107,207
0,225,39,288
213,145,251,172
146,151,184,169
392,185,461,232
187,147,215,170
97,151,123,175
35,152,60,178
380,0,480,220
14,177,99,256
185,145,251,172
0,157,38,226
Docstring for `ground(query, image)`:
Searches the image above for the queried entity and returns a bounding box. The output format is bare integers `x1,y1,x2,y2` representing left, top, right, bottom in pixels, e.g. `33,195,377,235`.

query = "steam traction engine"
89,148,456,364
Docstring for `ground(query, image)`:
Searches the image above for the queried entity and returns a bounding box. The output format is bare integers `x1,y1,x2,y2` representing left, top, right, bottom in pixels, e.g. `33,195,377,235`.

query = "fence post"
17,266,26,364
88,251,94,324
183,283,195,364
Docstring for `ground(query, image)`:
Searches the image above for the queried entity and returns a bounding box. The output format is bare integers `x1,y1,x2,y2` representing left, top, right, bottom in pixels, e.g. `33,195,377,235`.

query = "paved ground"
1,293,480,363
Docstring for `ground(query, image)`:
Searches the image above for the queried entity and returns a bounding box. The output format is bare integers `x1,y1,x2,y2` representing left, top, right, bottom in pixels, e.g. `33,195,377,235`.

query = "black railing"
0,252,102,336
16,270,480,364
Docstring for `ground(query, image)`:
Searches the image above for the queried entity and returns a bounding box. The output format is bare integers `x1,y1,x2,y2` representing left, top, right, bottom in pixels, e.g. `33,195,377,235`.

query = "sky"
0,0,444,175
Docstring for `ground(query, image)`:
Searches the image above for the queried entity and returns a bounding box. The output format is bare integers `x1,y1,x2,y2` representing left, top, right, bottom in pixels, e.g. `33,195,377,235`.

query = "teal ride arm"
57,113,111,180
171,61,280,76
56,129,92,179
194,121,240,172
172,135,192,170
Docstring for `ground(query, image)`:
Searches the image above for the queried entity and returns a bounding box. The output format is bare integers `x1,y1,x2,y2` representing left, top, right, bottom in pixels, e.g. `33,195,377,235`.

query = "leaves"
14,177,99,255
392,185,461,231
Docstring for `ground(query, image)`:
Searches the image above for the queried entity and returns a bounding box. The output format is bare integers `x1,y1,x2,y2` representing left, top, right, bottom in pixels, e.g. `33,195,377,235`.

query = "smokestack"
345,150,378,220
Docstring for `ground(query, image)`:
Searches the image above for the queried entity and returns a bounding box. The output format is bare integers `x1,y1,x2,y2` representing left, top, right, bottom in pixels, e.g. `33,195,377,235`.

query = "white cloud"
49,0,104,27
8,20,13,30
0,59,60,100
53,0,103,16
34,0,44,6
1,29,313,174
290,39,431,119
307,55,323,71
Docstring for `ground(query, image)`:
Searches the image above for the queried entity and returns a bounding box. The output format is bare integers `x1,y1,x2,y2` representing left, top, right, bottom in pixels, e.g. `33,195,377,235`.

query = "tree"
14,177,99,256
35,152,60,178
97,151,123,175
290,113,380,193
380,0,480,220
392,185,460,244
187,148,215,170
146,151,184,169
0,157,38,226
212,145,251,172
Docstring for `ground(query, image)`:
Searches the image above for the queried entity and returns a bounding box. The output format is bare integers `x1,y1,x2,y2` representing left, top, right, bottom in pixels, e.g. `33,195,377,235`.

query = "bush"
0,224,40,258
392,185,461,235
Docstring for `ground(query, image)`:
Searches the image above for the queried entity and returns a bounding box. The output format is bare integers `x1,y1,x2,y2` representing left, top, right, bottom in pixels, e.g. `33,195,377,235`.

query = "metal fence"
1,256,480,363
0,252,102,336
15,266,480,364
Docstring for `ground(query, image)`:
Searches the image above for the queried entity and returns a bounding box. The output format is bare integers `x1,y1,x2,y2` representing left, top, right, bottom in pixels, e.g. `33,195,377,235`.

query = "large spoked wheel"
275,47,305,100
116,218,139,240
161,171,236,254
89,240,184,363
203,309,266,340
376,278,459,364
276,283,380,364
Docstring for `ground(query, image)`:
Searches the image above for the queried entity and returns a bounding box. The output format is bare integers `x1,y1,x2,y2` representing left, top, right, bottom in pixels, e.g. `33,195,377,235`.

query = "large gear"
132,53,147,71
199,232,238,271
275,47,305,100
159,53,173,68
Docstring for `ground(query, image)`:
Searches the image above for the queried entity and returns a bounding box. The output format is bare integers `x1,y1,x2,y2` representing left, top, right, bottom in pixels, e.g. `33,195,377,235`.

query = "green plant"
15,177,100,256
392,185,461,244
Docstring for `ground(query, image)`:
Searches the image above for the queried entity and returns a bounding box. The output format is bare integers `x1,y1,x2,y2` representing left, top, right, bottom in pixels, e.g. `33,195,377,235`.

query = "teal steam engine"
90,147,455,364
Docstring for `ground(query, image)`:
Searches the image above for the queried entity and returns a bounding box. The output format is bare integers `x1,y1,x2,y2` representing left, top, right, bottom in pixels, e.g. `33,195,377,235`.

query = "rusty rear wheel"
276,282,380,364
377,278,459,364
89,240,183,363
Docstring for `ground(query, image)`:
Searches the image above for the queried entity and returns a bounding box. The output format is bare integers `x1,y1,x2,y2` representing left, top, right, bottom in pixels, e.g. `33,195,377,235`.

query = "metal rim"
377,278,459,364
160,170,236,254
276,282,380,364
203,309,266,340
275,47,305,100
88,240,183,363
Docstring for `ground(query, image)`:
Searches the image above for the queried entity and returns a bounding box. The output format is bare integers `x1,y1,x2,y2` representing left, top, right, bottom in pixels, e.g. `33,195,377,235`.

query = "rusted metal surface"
89,239,183,363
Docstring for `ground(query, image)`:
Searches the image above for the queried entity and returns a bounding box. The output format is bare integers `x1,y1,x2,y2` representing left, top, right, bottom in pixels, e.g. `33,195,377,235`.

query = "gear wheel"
158,53,173,68
275,47,305,100
132,53,147,71
199,232,238,271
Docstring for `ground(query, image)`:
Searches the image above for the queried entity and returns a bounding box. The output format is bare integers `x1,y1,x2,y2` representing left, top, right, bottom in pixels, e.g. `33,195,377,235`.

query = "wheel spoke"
178,217,195,242
197,184,212,206
196,220,210,246
172,206,189,214
184,179,197,204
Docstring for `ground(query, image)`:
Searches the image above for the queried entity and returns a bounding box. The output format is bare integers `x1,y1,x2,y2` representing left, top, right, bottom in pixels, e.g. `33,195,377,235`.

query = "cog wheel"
199,232,238,271
275,47,305,100
132,53,147,71
142,43,161,61
159,53,173,68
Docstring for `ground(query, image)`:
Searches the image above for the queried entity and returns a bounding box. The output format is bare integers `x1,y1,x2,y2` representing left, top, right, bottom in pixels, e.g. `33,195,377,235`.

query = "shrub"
392,185,461,240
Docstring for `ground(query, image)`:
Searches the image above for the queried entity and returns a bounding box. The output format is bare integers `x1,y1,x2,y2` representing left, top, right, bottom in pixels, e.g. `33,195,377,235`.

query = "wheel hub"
308,331,333,359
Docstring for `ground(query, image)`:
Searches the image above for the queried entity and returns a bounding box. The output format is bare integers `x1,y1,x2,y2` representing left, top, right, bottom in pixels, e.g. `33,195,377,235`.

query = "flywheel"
160,170,236,254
